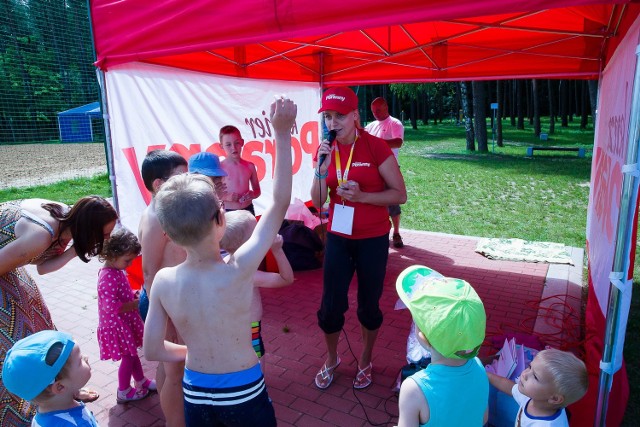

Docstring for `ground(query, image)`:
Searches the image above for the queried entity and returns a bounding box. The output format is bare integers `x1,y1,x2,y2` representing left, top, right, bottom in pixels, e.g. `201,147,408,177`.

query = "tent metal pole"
86,0,119,214
595,44,640,427
96,69,119,214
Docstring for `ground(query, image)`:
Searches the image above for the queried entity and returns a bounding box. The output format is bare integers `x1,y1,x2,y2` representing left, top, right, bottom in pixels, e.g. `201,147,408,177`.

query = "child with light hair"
220,210,294,358
488,348,588,426
395,265,489,426
143,96,296,426
2,330,98,426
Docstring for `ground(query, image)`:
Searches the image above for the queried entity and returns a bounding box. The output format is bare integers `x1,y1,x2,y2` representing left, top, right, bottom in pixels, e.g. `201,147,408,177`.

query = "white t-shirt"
511,384,568,427
365,115,404,159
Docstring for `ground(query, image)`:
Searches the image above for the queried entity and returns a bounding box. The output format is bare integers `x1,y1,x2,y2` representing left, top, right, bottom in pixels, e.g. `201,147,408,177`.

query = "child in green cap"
395,265,489,426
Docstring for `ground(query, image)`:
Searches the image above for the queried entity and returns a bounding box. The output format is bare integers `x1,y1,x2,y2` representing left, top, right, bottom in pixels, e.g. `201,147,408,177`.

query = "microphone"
318,130,337,167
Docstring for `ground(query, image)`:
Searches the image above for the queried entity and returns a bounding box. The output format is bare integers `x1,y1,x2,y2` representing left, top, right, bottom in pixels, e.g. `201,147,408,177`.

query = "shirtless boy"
137,149,187,427
143,97,296,426
219,125,261,214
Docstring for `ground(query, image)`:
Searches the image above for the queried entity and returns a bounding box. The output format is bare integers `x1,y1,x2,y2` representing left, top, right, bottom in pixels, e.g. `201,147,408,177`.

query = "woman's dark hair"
43,196,118,263
100,227,141,262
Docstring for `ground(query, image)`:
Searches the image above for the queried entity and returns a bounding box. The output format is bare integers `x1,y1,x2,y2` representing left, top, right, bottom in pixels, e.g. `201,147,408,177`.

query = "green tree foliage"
0,0,99,144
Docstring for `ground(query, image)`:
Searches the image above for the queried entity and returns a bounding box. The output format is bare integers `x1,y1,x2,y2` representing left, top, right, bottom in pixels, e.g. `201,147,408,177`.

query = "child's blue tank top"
409,357,488,426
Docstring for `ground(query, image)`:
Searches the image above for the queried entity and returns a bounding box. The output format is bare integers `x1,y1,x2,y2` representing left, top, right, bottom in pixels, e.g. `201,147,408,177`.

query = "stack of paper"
485,338,529,380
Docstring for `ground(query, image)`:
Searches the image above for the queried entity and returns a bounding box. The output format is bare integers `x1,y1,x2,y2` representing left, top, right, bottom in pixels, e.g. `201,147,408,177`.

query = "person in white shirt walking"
365,97,405,248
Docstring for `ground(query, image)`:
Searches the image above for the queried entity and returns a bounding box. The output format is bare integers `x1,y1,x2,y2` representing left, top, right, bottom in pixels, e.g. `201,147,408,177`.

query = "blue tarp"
57,102,101,143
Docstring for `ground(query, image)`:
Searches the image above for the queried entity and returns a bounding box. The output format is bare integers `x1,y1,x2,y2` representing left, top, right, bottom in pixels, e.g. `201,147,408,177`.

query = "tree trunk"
460,81,475,150
560,80,569,127
410,98,418,130
548,80,556,134
502,80,509,125
527,80,534,126
472,81,488,152
580,81,589,129
496,80,504,147
517,80,525,130
532,79,541,137
588,79,598,123
454,82,462,125
511,80,517,126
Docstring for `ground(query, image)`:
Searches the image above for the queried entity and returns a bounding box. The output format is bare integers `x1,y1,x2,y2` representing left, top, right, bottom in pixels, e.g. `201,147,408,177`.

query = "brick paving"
26,229,583,426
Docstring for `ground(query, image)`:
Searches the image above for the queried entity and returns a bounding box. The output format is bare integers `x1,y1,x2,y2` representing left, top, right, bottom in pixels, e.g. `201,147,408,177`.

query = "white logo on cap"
326,94,346,102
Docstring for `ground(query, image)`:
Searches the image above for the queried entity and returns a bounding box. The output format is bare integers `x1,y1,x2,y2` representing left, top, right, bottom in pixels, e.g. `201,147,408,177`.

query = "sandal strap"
318,357,341,379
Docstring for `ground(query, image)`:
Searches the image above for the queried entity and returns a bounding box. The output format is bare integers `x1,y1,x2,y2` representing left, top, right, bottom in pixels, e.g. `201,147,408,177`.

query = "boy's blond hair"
219,210,257,253
155,173,223,247
539,349,588,406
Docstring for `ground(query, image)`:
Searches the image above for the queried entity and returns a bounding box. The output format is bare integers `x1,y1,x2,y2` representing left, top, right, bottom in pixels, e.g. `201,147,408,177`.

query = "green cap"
396,265,486,359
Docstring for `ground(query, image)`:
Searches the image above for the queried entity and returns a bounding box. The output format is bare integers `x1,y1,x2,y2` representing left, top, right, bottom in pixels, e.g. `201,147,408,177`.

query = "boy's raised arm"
235,97,296,270
254,235,294,289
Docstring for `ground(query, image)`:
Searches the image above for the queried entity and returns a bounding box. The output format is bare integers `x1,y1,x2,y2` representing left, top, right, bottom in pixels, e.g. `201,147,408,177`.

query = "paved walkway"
27,230,584,426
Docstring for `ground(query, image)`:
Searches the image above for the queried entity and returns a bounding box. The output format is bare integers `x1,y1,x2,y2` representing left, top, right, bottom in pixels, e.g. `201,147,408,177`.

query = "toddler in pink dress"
98,227,156,403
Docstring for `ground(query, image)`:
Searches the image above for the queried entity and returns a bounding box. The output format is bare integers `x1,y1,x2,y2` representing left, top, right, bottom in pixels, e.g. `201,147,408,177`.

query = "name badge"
331,204,354,235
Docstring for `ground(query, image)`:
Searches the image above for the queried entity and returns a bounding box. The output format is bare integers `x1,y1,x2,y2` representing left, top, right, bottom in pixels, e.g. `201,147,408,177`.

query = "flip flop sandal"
74,387,100,403
353,363,373,389
314,357,341,389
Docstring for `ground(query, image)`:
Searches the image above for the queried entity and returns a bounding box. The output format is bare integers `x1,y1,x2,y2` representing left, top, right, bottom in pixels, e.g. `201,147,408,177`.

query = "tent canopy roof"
57,102,101,117
90,0,638,83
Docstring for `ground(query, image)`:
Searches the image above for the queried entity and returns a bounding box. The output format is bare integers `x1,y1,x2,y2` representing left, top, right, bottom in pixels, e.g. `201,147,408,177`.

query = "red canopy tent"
91,0,637,82
89,1,640,425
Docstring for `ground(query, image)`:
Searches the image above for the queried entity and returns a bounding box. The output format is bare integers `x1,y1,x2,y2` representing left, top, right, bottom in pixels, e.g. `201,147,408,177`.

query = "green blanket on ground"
475,238,573,265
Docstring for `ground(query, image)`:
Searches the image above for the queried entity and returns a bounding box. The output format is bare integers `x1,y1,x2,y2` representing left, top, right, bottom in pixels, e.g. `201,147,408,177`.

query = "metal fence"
0,0,102,145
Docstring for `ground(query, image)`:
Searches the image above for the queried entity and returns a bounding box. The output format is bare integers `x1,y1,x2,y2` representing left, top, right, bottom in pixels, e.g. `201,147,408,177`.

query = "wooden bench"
526,146,586,157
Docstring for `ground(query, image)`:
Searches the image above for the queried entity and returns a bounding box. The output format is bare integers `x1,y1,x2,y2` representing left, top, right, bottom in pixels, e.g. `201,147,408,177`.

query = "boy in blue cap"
188,151,228,201
2,330,98,426
396,265,489,426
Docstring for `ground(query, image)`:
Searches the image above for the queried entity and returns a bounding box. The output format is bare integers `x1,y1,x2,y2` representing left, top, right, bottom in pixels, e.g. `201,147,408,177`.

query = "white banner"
104,63,321,233
586,22,640,314
585,17,640,373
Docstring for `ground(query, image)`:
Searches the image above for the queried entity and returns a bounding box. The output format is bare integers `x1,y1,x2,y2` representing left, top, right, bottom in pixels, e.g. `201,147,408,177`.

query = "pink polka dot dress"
97,267,145,361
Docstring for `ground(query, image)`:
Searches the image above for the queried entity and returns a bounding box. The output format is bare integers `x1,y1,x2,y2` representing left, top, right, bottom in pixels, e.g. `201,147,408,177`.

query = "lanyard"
334,135,357,187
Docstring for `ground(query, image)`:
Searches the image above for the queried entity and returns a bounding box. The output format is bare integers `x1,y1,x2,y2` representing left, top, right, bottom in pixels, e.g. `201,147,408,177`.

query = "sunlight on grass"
400,128,591,248
0,173,111,204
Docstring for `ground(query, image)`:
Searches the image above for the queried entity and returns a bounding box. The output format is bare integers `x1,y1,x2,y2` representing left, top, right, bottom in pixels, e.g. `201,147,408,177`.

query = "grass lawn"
1,118,637,424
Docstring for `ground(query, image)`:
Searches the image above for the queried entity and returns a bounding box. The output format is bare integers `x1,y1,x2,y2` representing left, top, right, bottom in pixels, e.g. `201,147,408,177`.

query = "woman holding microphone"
310,87,406,390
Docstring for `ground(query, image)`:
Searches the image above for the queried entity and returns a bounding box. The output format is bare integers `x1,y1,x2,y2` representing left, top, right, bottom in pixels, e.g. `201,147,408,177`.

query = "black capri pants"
317,232,389,334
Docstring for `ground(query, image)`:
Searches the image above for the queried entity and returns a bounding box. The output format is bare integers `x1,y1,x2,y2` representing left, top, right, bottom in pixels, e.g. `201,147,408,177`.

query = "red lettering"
244,140,267,181
146,144,166,154
205,143,225,157
290,136,302,175
593,147,622,242
169,143,202,161
262,139,276,178
122,147,152,205
300,121,319,155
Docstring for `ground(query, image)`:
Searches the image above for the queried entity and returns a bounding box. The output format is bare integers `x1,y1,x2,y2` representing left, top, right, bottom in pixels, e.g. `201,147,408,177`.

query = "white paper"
486,338,517,379
331,204,354,235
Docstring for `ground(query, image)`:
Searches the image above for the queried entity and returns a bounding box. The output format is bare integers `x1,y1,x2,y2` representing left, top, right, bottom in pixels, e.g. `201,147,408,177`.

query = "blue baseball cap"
2,330,75,401
188,152,227,177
